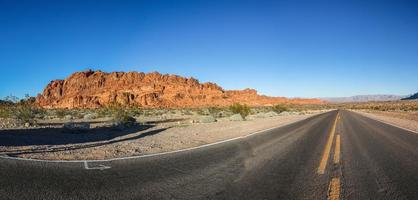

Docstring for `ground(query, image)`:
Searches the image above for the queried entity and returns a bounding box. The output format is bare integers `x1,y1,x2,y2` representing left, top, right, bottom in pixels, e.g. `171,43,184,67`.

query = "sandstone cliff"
36,70,324,108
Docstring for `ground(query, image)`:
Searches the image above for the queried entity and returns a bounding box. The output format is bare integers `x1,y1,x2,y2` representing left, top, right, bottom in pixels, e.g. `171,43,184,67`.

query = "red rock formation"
36,70,324,108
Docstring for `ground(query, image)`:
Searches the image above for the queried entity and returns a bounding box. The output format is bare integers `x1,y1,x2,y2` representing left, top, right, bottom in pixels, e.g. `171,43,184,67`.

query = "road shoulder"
0,111,329,161
350,110,418,134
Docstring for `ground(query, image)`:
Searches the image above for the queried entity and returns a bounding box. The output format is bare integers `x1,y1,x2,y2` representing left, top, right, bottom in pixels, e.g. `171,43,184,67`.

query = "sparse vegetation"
336,100,418,112
106,103,137,128
208,107,225,118
272,104,289,114
0,95,43,125
54,109,71,119
196,108,210,116
229,103,251,119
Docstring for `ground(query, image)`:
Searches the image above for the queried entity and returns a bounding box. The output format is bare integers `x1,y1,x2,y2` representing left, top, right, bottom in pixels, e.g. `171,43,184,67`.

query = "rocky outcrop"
36,70,324,108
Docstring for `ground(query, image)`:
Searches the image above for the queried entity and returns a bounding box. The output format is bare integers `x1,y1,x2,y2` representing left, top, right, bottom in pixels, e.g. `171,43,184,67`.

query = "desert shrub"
0,96,17,118
13,96,42,124
127,106,142,117
196,108,209,116
97,107,112,118
15,105,36,123
55,109,70,119
229,103,250,119
107,103,137,128
272,104,289,114
0,105,13,118
181,109,193,115
208,107,224,118
112,109,136,128
141,109,153,116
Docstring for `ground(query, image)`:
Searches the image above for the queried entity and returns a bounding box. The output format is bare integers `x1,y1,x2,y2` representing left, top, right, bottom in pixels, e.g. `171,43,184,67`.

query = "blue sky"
1,0,417,99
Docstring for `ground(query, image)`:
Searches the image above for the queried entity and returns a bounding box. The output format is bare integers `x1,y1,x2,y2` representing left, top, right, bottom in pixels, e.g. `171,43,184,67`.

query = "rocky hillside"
36,70,324,108
402,93,418,100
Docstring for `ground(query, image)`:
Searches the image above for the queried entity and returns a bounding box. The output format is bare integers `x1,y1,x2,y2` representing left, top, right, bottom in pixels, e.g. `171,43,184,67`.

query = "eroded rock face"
36,70,324,108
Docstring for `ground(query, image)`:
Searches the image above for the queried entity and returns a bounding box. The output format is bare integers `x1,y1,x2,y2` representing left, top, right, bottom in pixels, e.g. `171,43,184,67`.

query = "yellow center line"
317,112,339,174
327,177,341,200
333,135,341,164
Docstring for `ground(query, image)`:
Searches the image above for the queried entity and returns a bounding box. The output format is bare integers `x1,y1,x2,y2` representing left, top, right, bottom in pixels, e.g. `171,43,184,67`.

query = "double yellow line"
317,113,340,174
317,112,342,200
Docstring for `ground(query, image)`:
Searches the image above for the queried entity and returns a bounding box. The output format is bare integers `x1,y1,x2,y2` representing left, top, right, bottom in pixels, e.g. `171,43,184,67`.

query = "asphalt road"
0,110,417,200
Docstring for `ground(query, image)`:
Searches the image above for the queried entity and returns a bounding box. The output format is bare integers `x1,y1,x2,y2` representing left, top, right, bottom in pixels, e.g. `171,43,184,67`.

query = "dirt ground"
0,111,327,160
354,110,418,133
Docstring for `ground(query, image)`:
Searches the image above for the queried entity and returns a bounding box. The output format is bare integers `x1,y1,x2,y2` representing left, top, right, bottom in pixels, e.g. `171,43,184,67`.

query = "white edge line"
349,110,418,134
0,111,330,163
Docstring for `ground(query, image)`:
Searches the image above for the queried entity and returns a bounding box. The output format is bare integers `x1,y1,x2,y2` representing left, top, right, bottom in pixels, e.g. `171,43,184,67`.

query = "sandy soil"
354,110,418,133
0,111,326,160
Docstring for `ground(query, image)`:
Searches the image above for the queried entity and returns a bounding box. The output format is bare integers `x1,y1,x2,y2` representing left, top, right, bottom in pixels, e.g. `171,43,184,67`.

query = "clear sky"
1,0,417,99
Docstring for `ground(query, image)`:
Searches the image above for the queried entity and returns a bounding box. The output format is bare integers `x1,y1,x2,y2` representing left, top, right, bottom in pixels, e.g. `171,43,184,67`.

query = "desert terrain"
1,70,329,160
1,71,417,161
1,71,417,200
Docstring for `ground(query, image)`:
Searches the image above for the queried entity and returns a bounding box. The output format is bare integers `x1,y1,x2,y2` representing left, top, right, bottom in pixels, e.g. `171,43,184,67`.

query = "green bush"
112,109,136,128
127,106,142,117
229,103,250,119
272,104,289,114
55,109,70,119
0,106,12,118
208,107,224,118
1,95,44,123
107,103,137,128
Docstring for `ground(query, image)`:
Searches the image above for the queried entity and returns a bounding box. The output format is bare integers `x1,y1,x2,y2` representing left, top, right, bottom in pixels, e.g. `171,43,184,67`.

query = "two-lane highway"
0,110,417,199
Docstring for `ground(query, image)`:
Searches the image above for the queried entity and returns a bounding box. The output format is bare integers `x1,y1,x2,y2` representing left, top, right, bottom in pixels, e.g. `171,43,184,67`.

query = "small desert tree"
229,103,251,119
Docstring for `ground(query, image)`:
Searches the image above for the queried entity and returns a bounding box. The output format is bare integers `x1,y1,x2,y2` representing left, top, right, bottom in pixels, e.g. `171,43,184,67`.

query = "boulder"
83,113,98,120
278,111,290,116
63,122,90,133
229,114,244,121
264,111,278,117
198,116,216,123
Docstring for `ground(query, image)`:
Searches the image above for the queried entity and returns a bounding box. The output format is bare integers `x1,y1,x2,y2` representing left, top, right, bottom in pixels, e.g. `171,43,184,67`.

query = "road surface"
0,110,417,199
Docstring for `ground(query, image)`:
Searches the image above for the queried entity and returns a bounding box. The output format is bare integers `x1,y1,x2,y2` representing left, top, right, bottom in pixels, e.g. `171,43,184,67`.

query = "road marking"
327,177,340,200
318,112,339,174
83,161,111,170
333,135,341,164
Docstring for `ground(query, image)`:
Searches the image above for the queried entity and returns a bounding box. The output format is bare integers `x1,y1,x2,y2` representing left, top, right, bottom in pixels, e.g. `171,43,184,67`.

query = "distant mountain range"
402,93,418,100
321,95,408,103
